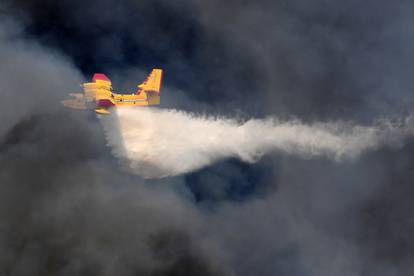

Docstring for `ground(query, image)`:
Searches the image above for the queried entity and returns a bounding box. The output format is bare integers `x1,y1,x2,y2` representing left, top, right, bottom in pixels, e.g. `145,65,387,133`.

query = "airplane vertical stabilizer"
137,69,163,94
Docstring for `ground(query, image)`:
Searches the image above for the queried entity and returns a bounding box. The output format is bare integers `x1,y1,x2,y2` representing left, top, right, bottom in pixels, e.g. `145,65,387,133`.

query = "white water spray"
100,107,414,178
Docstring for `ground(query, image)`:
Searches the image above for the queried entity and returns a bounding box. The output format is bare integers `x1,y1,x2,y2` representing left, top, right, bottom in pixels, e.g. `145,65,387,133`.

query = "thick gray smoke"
4,1,414,276
0,16,229,276
102,107,414,178
0,19,83,141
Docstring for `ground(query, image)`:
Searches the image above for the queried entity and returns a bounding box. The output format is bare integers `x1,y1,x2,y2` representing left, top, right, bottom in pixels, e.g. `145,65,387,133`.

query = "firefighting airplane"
62,69,163,114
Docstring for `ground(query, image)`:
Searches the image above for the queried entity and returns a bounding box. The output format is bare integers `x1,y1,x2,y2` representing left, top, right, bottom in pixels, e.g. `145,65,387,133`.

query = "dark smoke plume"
2,1,414,276
0,12,228,276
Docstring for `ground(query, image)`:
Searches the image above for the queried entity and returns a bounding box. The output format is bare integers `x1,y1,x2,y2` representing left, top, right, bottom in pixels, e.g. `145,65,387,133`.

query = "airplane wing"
84,73,113,98
62,73,114,112
83,74,115,115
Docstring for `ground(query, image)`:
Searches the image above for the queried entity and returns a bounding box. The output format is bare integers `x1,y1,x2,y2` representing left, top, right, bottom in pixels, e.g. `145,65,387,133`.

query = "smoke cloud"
0,13,229,276
3,0,414,275
102,107,414,178
0,18,83,141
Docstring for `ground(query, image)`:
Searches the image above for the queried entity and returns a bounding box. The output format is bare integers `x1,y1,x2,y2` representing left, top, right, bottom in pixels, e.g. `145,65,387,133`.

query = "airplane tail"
136,69,163,105
137,69,163,94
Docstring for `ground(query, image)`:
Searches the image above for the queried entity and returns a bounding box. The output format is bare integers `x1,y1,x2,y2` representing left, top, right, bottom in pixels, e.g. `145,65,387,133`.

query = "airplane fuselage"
94,91,160,114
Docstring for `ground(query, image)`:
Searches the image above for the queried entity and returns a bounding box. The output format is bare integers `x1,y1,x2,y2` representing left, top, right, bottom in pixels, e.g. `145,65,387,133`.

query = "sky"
1,0,414,275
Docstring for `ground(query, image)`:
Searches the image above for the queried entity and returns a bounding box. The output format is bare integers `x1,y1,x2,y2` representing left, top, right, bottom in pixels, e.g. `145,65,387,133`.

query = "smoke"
3,0,414,275
0,13,230,276
101,107,414,178
0,18,84,141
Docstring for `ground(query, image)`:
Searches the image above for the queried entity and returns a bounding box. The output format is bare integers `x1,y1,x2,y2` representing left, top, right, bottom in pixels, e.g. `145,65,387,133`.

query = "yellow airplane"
62,69,163,114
